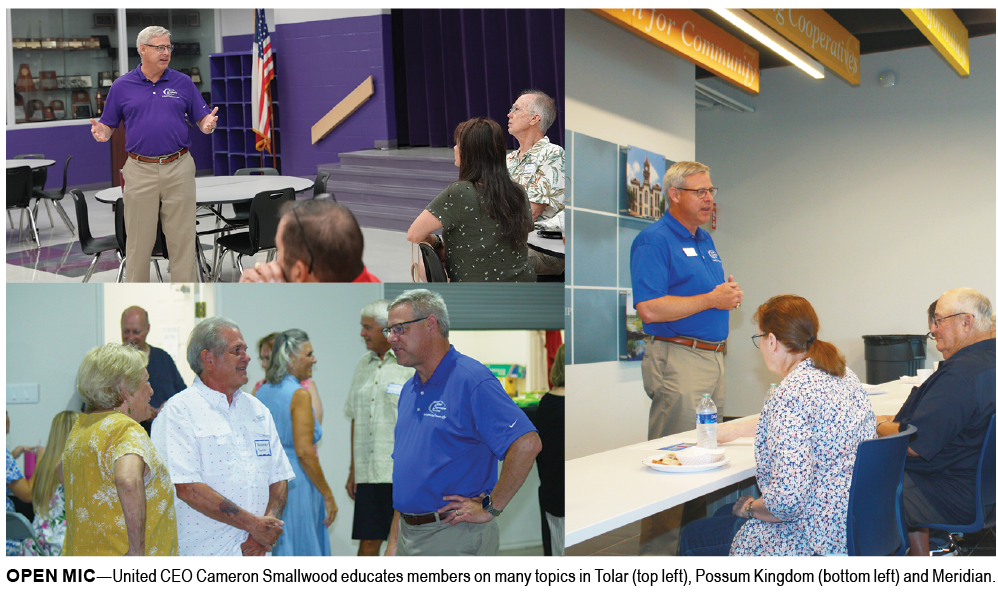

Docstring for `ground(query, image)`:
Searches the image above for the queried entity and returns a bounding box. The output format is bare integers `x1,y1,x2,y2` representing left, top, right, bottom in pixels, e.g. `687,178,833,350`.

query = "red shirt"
352,266,380,283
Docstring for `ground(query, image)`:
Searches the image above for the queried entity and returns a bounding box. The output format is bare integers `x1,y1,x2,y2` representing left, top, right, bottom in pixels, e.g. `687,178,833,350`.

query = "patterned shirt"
62,411,178,556
731,359,876,555
506,136,566,219
6,450,25,556
343,350,415,484
151,377,294,556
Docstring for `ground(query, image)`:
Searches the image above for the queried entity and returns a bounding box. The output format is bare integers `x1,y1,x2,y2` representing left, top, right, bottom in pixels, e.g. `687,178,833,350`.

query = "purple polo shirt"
99,64,209,157
391,346,536,514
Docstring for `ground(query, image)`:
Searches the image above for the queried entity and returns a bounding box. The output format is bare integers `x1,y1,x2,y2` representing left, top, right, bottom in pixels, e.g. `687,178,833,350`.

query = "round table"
7,158,55,170
528,231,565,258
94,175,315,204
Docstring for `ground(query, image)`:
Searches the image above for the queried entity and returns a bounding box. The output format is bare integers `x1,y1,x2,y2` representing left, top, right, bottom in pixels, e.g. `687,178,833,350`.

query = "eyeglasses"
751,333,766,348
289,199,315,275
381,317,428,339
929,312,970,328
144,44,175,54
508,105,535,115
675,187,718,199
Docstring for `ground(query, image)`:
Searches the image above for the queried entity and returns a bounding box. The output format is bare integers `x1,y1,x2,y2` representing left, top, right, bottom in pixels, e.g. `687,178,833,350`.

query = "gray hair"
389,289,450,338
266,329,310,385
77,343,148,413
360,299,390,327
137,26,171,48
187,317,241,376
942,288,995,333
521,89,557,133
664,160,710,205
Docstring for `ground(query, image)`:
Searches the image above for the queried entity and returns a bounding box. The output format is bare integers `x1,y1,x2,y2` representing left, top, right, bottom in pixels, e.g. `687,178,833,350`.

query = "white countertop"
565,378,916,547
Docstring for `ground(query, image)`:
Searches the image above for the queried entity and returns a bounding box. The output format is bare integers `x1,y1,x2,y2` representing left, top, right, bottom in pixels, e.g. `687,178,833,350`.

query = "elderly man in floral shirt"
506,89,566,276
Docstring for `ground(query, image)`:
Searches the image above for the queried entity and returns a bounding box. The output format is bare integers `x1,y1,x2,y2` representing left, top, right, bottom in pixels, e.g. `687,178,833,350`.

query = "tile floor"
5,188,415,283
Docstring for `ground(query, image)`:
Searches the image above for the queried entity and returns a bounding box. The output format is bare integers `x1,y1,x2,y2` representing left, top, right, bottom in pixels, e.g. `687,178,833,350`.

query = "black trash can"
862,334,928,384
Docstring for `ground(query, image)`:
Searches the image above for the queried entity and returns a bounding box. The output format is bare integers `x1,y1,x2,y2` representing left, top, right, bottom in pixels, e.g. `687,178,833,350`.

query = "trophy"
40,71,59,90
190,67,202,84
16,65,35,91
50,100,66,119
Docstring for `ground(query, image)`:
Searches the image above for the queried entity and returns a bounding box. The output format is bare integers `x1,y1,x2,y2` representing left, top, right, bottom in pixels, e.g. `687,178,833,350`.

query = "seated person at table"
239,197,380,283
407,118,535,283
679,295,875,556
876,288,996,556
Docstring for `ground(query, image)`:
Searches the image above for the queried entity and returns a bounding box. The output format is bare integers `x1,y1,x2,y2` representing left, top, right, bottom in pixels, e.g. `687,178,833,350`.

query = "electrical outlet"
6,384,39,404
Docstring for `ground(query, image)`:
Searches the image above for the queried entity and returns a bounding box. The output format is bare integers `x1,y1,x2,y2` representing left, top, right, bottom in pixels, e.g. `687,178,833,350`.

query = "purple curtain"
396,9,564,149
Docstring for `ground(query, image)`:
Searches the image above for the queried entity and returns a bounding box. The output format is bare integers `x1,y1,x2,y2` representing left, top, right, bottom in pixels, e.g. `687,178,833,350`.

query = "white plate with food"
641,453,731,473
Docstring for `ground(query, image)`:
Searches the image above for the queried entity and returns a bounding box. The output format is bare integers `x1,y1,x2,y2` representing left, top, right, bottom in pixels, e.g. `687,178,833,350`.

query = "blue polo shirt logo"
426,400,447,419
162,88,180,99
708,249,721,262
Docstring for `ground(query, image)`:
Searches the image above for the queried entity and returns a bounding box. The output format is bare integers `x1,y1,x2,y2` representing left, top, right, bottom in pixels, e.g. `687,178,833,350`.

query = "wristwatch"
481,494,503,517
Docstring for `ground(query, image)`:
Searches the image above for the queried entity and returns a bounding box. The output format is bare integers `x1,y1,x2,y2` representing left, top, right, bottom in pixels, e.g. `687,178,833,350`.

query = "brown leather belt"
128,147,189,164
655,335,725,352
402,512,442,526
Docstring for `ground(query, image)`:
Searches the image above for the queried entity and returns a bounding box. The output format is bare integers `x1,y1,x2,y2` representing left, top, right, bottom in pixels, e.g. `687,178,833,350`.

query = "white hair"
360,299,390,327
137,26,171,48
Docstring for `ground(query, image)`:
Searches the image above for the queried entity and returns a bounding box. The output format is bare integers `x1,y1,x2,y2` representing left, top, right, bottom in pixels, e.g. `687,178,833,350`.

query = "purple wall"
7,123,111,189
222,34,253,52
274,14,396,176
7,116,215,189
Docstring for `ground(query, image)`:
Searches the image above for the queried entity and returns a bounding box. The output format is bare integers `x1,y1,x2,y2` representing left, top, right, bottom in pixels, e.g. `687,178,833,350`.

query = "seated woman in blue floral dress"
680,295,876,556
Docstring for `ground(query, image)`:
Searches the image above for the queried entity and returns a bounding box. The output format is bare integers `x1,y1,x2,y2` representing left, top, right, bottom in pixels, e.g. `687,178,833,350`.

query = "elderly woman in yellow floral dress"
62,343,178,556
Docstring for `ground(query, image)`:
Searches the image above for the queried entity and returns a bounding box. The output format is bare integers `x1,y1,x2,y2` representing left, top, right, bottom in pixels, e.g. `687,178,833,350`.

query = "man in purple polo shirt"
382,289,542,556
90,26,218,282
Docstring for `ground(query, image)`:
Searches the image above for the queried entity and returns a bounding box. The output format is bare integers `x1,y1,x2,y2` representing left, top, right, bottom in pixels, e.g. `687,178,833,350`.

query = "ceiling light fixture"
713,8,825,79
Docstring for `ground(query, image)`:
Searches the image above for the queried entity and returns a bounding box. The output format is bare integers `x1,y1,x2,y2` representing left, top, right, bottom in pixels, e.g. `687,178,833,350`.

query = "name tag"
521,162,536,176
386,383,403,396
683,247,697,257
255,440,271,457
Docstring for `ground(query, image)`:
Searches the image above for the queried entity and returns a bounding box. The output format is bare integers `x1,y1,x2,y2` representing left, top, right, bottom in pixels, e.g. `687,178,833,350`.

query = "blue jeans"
678,503,748,556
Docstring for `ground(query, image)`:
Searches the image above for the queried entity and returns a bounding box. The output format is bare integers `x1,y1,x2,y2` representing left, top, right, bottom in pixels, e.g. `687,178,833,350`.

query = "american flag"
252,9,274,153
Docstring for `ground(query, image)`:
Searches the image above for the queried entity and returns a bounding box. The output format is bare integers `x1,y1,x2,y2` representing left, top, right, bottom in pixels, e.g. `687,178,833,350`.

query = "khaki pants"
122,153,197,282
397,518,499,556
642,338,725,441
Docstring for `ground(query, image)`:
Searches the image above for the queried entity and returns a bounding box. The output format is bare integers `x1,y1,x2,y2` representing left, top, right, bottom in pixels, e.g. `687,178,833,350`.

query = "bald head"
932,288,994,359
121,306,151,353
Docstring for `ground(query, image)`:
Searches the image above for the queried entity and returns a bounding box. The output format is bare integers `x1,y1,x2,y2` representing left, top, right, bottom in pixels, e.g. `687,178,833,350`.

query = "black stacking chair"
6,166,39,248
114,198,170,283
32,155,75,236
313,171,330,196
70,189,120,282
418,242,449,282
212,187,293,281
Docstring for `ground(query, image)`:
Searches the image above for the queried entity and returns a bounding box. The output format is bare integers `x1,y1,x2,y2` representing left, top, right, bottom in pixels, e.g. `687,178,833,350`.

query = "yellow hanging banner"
747,9,860,85
592,8,760,94
902,9,969,75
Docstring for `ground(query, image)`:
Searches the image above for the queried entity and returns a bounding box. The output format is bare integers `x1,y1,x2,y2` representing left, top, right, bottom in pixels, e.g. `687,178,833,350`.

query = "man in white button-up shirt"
344,300,415,556
152,317,294,556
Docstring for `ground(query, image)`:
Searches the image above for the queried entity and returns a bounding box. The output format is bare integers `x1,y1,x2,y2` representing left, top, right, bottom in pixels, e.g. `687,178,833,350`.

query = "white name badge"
386,383,403,396
683,247,697,257
521,162,536,176
255,440,271,457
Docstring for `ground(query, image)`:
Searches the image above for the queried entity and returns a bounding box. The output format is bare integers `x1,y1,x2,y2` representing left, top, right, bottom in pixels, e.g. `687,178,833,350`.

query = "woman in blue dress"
256,330,337,556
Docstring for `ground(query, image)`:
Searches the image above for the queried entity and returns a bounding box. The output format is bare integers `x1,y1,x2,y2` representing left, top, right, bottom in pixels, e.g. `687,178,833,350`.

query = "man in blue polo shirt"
383,289,542,556
630,160,742,555
876,288,996,555
90,26,218,282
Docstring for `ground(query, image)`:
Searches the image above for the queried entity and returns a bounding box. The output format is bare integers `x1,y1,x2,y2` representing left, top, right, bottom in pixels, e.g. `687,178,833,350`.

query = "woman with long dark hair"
407,117,535,282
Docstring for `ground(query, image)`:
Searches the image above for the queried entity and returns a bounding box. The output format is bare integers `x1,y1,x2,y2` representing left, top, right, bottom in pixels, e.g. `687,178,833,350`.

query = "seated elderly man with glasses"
876,288,996,555
239,197,379,283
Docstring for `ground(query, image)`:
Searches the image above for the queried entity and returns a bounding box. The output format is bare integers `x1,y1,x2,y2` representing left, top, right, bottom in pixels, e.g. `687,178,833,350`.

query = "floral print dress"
6,450,25,556
730,359,876,555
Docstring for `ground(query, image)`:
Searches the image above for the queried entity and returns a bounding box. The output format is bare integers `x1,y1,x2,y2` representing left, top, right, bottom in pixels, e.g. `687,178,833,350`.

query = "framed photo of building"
624,146,670,220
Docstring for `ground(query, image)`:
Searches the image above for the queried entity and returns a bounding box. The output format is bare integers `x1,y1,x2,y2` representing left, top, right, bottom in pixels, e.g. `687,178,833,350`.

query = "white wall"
698,35,997,417
565,10,696,459
218,8,388,37
5,284,102,448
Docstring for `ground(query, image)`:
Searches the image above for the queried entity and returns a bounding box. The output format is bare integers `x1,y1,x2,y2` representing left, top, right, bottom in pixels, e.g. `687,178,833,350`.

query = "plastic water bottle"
696,393,717,449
